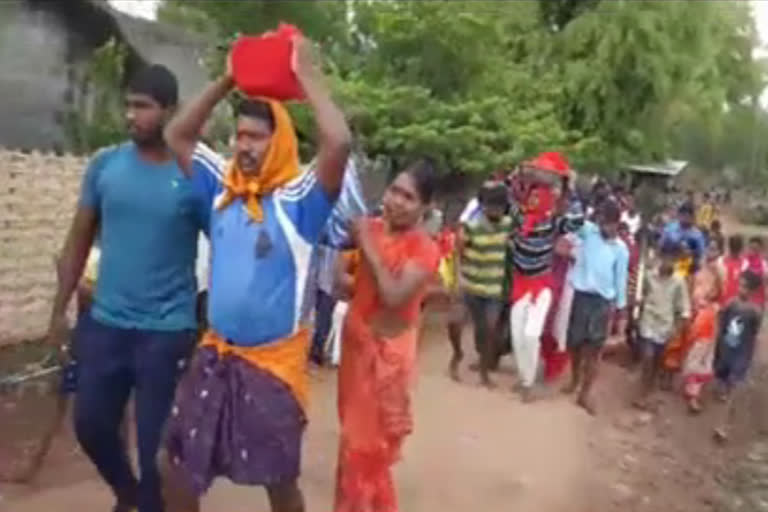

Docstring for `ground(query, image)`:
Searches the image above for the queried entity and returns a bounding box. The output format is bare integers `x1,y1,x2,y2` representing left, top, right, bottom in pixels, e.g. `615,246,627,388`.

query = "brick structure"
0,149,85,345
0,149,477,346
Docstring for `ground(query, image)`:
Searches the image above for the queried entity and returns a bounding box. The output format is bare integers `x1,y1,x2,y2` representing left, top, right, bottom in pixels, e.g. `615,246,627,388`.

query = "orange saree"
335,218,439,512
664,261,721,371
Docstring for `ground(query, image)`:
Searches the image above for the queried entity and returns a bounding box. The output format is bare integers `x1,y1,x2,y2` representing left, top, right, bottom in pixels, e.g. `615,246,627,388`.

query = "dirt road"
2,317,603,512
1,314,760,512
4,215,765,512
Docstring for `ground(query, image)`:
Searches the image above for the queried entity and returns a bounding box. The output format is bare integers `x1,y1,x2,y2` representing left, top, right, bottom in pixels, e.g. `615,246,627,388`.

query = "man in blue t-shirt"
660,202,707,273
48,65,208,512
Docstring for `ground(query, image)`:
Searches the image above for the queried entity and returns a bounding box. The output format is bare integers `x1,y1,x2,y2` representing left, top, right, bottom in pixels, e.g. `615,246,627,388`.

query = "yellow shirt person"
696,201,716,230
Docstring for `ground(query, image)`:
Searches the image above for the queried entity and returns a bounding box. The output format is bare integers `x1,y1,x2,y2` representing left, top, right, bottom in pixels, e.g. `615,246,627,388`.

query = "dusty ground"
2,211,767,512
1,313,763,512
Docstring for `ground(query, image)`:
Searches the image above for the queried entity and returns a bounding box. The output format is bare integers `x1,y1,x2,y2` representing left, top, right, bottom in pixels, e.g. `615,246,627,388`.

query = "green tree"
538,0,600,31
545,0,766,169
65,38,127,153
332,1,583,170
155,0,767,177
666,2,768,186
155,1,218,35
158,0,349,48
158,1,578,171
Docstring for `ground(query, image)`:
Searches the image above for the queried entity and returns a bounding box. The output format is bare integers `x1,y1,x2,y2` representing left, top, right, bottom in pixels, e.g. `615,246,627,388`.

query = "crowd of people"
2,35,765,512
426,167,764,436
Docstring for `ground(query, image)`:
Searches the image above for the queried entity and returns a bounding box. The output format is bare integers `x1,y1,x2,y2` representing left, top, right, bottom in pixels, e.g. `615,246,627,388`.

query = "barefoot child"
564,200,629,415
713,270,762,442
458,183,514,388
660,238,700,388
633,244,691,410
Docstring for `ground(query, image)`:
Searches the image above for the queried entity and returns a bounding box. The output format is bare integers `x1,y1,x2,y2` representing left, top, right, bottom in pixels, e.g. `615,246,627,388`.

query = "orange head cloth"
525,151,571,177
216,99,300,222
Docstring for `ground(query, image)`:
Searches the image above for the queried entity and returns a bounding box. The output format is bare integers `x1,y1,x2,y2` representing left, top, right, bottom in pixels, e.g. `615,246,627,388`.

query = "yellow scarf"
216,99,300,222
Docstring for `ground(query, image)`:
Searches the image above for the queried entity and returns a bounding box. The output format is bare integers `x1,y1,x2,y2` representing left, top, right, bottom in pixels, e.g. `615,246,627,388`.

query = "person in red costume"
508,152,584,402
744,236,768,310
539,232,578,383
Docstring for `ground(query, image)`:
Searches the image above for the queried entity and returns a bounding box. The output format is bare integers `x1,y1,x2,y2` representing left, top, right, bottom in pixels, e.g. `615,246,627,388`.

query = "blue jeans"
73,314,196,512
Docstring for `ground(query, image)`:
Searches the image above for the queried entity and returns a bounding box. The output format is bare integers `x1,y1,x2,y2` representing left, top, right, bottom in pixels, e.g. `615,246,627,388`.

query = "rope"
0,352,60,392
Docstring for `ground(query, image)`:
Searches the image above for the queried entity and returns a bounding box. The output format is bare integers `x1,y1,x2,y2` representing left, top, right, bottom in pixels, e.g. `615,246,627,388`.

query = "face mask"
521,185,555,235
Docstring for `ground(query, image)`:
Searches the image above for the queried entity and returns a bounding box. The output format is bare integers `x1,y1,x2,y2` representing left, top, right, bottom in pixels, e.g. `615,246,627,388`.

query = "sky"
754,0,768,56
109,0,159,20
108,0,768,104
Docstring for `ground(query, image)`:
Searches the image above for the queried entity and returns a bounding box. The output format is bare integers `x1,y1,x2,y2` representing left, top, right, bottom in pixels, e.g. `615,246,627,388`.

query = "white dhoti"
510,289,553,387
326,301,349,366
552,282,575,352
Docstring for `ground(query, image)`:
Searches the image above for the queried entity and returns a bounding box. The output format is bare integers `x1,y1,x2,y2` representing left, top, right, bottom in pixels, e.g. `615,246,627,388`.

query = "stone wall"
0,149,85,345
0,0,207,152
0,1,73,151
0,148,475,345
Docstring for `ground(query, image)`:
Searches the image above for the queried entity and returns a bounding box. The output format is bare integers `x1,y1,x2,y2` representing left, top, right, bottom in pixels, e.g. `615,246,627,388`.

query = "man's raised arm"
292,37,351,198
165,73,234,173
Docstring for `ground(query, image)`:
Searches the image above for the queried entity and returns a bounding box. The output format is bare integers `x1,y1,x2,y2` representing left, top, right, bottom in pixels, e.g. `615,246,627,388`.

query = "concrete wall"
0,1,72,151
0,3,209,343
113,9,208,101
0,0,208,152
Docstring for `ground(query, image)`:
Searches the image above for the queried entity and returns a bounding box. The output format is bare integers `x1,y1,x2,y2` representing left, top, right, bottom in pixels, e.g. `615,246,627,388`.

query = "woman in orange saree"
334,161,441,512
663,241,722,377
681,302,718,413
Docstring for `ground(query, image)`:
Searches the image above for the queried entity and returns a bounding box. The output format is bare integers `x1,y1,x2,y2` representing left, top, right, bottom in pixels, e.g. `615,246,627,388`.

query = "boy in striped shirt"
458,183,514,387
